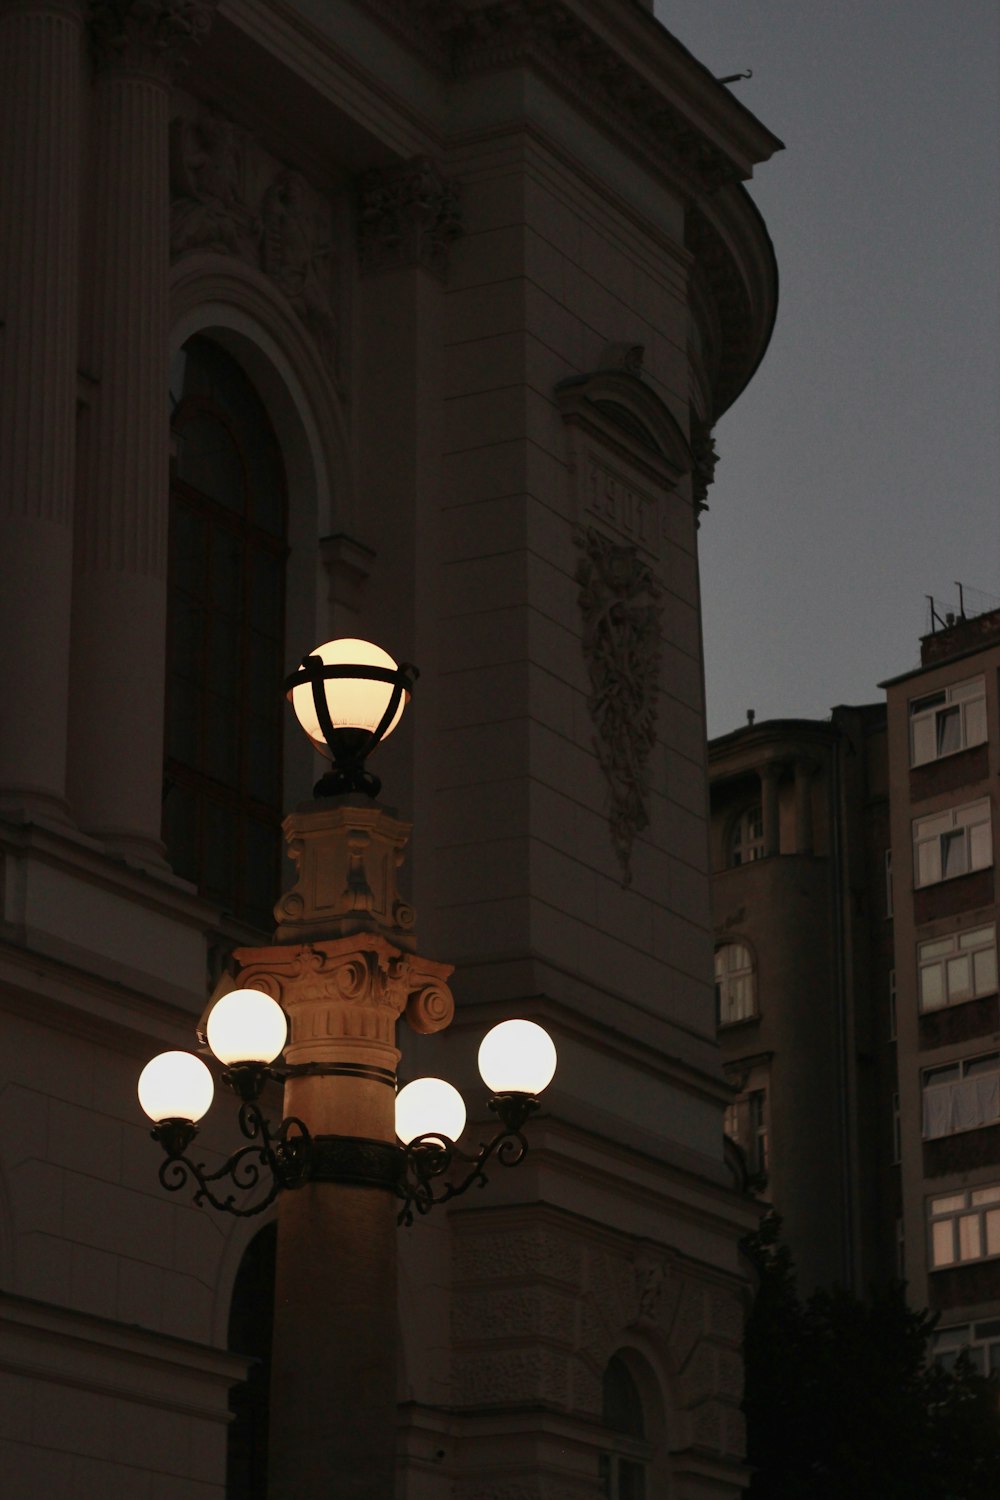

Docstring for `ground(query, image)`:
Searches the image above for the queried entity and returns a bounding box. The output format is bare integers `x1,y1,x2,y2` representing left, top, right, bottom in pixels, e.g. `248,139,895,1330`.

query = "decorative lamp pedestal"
233,798,453,1500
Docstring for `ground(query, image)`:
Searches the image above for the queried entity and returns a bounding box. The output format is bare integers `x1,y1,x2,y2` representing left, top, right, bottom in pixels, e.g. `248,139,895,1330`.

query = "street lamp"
284,636,417,798
139,988,556,1223
138,638,556,1500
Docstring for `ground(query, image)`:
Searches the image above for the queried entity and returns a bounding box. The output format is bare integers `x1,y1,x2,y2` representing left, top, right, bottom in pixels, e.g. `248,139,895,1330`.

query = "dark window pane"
163,782,198,884
202,799,237,907
243,816,281,931
165,334,286,927
602,1356,644,1438
175,413,244,512
167,675,201,766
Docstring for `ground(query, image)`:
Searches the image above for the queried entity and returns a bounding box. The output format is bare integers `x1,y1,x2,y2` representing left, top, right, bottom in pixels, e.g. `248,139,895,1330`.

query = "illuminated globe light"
478,1020,557,1096
395,1078,467,1146
287,638,409,757
138,1051,215,1124
206,988,288,1066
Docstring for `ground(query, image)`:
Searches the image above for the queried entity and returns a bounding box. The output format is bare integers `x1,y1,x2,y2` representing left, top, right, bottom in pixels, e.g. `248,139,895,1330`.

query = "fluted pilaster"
0,0,85,816
68,1,213,860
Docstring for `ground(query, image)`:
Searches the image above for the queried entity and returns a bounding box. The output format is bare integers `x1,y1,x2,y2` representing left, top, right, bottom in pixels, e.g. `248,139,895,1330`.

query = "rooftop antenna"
717,68,753,84
955,581,967,619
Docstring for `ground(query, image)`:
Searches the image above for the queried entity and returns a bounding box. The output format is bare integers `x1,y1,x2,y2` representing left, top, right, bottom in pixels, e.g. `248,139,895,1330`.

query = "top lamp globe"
206,988,288,1067
284,638,417,798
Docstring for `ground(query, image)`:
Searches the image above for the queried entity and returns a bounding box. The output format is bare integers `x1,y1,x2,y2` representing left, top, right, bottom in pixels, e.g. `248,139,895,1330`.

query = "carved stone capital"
89,0,217,78
232,934,453,1138
575,525,663,885
358,157,463,280
233,935,453,1058
690,415,718,521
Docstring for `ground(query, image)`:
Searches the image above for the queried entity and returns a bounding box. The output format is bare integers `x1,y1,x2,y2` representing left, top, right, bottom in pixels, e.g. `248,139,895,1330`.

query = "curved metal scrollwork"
153,1100,310,1218
150,1086,541,1222
395,1094,539,1226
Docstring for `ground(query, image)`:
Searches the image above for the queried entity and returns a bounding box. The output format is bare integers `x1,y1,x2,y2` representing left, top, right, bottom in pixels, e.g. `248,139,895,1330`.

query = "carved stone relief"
451,1215,745,1469
575,525,663,885
89,0,217,77
169,104,341,379
357,157,463,280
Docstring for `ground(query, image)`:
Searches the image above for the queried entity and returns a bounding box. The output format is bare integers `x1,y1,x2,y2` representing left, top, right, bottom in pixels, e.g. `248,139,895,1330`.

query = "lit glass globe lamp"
285,637,418,798
205,987,288,1099
393,1020,557,1217
479,1018,558,1130
137,1050,215,1158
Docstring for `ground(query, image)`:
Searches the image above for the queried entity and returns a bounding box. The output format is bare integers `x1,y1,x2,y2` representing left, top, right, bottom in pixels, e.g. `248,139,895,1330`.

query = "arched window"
715,941,756,1025
730,803,764,866
601,1354,649,1499
165,334,287,929
227,1222,276,1499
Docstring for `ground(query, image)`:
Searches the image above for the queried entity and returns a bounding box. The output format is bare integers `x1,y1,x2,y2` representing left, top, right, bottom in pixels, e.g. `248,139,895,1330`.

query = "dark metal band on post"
309,1135,407,1190
282,1061,397,1088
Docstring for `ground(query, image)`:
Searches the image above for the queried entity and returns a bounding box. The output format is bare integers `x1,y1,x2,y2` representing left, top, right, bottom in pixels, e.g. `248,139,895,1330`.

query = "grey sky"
656,1,1000,737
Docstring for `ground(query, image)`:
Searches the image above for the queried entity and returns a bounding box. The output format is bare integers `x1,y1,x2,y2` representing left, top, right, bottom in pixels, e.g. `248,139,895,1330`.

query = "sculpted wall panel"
169,100,342,381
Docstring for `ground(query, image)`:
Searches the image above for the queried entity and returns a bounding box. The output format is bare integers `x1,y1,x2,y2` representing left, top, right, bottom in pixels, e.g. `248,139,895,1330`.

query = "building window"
917,924,997,1011
928,1184,1000,1269
922,1051,1000,1139
933,1320,1000,1377
165,334,288,930
715,942,756,1025
730,804,764,865
912,799,992,888
600,1355,648,1500
888,969,897,1039
724,1088,768,1181
910,676,987,766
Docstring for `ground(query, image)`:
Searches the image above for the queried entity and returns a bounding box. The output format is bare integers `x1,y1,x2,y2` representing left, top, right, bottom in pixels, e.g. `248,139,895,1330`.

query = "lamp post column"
234,798,454,1500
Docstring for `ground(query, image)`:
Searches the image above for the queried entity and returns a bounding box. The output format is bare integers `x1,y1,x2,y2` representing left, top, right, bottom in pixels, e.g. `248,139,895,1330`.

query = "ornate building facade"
0,1,780,1494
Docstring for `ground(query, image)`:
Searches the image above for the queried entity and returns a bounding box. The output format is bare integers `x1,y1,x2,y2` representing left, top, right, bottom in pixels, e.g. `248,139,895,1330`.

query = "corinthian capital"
89,0,217,78
358,157,463,280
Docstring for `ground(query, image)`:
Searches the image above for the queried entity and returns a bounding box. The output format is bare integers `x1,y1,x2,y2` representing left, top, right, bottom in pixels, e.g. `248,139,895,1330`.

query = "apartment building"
708,605,1000,1381
708,706,897,1293
884,608,1000,1374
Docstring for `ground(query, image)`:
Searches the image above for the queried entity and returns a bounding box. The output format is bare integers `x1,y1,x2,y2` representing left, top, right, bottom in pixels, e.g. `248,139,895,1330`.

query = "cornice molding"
361,0,774,198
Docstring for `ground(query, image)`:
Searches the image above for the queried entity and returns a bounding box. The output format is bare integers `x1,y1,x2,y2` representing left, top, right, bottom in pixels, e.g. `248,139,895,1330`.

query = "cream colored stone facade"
0,1,780,1494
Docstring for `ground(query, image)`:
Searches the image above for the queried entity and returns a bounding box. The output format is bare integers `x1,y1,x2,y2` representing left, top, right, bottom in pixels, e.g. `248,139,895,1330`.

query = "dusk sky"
657,2,1000,737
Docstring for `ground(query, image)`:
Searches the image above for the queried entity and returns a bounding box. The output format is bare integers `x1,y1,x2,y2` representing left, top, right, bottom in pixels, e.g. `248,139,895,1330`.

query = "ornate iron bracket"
395,1093,539,1226
153,1100,310,1218
150,1084,541,1223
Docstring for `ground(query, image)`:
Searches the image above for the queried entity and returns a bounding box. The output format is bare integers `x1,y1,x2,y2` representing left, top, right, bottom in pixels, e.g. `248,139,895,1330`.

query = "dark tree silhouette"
742,1215,1000,1499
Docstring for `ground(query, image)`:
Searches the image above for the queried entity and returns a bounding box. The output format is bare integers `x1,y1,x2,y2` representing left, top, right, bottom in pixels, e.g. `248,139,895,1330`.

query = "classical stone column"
794,757,815,854
0,0,85,819
68,0,214,861
234,799,453,1500
760,762,781,858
